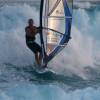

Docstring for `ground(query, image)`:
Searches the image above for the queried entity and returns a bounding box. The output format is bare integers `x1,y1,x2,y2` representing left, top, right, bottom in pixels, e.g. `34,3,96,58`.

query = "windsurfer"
25,19,42,65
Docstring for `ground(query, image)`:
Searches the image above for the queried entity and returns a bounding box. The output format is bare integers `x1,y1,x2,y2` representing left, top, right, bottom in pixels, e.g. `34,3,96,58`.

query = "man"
25,19,42,65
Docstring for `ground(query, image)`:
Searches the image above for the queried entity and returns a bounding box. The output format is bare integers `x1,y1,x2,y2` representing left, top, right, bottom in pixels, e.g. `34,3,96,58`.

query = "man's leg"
26,42,41,65
39,52,42,62
35,52,40,65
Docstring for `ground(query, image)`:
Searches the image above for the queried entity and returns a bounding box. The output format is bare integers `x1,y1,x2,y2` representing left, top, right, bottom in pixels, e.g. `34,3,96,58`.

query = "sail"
40,0,73,63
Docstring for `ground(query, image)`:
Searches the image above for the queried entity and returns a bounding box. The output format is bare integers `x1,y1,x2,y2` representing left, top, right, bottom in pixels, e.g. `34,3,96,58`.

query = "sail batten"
44,16,72,19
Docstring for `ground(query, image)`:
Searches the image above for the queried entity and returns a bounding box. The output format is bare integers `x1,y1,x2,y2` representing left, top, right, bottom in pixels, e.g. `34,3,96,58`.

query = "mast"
40,0,46,63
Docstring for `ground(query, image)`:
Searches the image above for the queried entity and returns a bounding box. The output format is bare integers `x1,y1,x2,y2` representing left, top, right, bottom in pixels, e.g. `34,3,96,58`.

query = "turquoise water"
0,3,100,100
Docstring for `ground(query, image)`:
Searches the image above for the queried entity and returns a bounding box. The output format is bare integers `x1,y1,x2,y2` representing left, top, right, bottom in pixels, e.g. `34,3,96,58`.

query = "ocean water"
0,3,100,100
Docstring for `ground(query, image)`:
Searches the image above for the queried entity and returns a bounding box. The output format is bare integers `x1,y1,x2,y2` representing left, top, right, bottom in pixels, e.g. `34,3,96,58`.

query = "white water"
0,4,100,100
0,4,40,65
49,9,100,79
0,4,100,79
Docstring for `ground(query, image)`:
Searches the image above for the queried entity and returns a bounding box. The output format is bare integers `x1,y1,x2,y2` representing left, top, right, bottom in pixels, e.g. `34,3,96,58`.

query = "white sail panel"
43,0,72,55
47,0,65,54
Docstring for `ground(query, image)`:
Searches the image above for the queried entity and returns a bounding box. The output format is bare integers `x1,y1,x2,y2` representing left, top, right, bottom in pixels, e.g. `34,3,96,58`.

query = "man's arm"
25,27,28,34
36,27,41,33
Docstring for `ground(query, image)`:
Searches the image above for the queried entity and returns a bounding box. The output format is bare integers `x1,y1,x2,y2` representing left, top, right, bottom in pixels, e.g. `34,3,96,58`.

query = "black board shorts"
26,35,42,54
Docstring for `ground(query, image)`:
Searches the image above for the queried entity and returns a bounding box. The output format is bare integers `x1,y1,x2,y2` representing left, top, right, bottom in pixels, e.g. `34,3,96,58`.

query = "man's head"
28,19,34,26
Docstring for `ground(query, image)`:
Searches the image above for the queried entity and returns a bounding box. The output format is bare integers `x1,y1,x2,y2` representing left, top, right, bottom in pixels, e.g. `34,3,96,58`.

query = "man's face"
28,19,34,26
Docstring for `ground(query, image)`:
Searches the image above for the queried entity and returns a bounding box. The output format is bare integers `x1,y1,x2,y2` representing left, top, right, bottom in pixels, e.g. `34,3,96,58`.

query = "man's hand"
37,27,42,33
